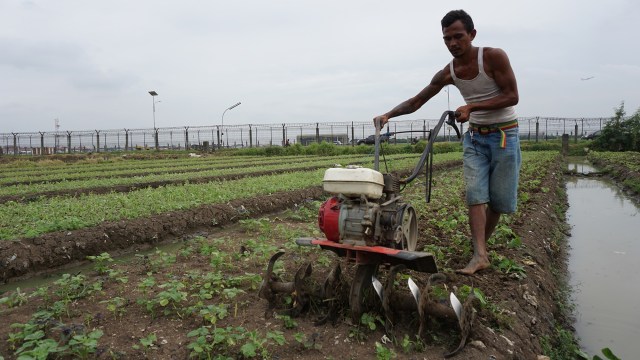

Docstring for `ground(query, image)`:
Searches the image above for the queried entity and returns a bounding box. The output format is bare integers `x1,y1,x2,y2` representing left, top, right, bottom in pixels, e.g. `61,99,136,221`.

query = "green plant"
375,341,397,359
154,280,188,316
100,296,128,320
458,285,488,307
15,338,64,360
490,251,526,278
105,268,129,284
86,252,114,274
222,287,245,300
360,312,383,331
593,348,621,360
592,102,640,152
137,273,156,296
199,303,229,325
293,332,321,350
30,285,51,305
132,333,157,355
0,287,28,308
68,329,104,359
240,330,286,359
540,326,582,360
490,224,522,248
276,314,298,329
186,326,246,359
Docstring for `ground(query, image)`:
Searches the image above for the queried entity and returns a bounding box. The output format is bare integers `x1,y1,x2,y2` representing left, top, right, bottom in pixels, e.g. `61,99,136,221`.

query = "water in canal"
566,160,639,358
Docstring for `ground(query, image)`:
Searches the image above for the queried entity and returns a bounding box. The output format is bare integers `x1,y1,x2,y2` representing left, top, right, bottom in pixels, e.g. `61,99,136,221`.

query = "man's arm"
456,47,518,122
374,67,451,127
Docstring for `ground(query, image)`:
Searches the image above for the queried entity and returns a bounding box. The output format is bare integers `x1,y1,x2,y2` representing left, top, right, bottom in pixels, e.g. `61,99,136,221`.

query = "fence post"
95,130,100,152
574,123,579,143
249,125,253,148
154,128,159,150
67,131,72,153
283,124,287,146
394,123,397,144
12,133,18,155
545,118,548,141
351,122,355,146
423,120,426,140
535,118,539,143
40,132,45,155
124,129,129,151
217,126,221,149
315,123,319,144
184,127,190,150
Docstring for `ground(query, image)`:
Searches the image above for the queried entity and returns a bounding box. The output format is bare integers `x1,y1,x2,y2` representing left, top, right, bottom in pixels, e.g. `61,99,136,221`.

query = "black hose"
400,110,459,184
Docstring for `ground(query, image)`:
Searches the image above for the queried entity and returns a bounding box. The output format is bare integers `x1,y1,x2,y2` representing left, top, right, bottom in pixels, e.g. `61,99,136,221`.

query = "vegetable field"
0,148,576,359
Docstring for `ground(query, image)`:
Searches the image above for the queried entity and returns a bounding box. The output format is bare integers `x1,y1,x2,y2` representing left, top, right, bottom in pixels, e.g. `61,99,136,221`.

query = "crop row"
0,154,427,197
587,151,640,173
0,153,459,240
0,154,339,184
587,151,640,194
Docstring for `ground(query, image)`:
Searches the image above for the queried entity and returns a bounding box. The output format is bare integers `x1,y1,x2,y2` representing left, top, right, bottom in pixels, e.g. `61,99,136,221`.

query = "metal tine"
372,275,383,302
407,277,420,304
450,292,463,322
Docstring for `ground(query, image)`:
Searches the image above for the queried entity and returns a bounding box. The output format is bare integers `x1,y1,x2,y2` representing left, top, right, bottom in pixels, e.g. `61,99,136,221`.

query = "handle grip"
445,111,462,139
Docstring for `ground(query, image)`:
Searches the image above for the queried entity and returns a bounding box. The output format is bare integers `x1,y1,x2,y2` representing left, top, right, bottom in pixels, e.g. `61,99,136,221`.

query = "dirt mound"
0,187,322,283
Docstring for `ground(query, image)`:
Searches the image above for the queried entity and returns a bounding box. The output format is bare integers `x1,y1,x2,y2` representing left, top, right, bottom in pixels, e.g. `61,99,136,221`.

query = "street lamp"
148,91,158,129
221,102,241,147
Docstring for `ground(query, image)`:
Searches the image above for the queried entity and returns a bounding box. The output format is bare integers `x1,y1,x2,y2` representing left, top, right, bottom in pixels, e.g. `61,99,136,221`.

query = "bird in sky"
581,76,595,81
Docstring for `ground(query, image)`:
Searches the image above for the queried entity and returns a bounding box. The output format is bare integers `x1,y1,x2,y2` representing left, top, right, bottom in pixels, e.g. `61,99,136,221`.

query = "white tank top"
449,47,517,125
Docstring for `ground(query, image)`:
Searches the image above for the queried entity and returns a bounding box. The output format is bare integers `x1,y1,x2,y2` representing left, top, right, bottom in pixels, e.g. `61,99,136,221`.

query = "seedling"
86,252,114,274
375,341,397,360
100,296,128,320
68,329,103,359
0,287,28,308
275,314,298,329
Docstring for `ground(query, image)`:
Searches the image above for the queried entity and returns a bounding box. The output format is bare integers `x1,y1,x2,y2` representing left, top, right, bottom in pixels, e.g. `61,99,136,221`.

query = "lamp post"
148,91,159,129
148,91,160,150
220,102,241,148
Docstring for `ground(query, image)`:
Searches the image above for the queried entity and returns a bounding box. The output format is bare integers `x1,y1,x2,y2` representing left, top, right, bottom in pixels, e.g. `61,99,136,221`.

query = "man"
373,9,521,275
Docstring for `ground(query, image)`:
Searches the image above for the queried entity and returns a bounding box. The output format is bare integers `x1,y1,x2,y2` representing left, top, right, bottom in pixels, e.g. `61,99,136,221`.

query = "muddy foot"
455,256,490,275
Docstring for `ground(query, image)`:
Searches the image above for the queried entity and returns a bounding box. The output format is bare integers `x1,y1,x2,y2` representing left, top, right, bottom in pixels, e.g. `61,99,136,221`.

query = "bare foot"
455,256,490,275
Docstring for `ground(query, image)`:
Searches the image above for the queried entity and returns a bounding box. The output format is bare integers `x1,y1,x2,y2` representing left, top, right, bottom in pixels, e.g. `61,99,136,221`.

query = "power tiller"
259,111,479,357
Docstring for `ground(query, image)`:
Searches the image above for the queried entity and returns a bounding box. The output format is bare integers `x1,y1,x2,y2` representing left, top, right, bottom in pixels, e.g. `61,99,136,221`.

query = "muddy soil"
0,160,568,359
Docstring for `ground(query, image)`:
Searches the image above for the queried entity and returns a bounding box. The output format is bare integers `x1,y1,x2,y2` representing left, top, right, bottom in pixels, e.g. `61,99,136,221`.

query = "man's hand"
455,105,471,123
373,115,389,129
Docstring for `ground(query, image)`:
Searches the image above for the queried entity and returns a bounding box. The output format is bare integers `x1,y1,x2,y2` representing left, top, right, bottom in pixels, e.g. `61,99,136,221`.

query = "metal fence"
0,116,612,155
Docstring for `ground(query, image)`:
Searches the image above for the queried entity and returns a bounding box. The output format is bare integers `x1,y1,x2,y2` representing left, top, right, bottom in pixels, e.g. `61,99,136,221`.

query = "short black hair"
441,10,474,33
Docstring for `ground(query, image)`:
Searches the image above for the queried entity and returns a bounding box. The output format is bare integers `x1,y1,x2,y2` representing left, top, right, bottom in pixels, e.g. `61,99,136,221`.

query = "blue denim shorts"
462,127,521,213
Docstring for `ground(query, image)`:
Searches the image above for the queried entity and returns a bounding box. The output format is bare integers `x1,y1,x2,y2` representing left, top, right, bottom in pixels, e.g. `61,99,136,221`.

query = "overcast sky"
1,0,639,133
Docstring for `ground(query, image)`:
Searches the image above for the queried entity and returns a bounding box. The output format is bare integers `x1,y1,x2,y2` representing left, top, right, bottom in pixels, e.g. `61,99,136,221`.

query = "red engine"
318,197,341,241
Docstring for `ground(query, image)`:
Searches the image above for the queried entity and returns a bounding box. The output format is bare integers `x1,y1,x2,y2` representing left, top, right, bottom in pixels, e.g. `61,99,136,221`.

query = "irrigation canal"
566,159,639,358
